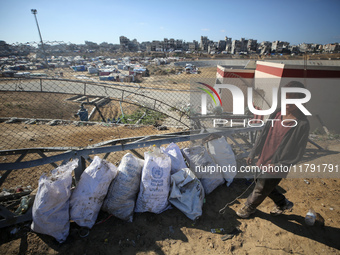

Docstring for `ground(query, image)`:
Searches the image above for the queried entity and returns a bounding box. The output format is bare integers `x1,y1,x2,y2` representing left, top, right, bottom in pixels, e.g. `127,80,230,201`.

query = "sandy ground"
0,138,339,255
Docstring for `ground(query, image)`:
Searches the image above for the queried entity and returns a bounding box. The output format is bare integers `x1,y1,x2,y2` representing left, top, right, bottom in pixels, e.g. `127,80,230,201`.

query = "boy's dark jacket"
248,108,310,167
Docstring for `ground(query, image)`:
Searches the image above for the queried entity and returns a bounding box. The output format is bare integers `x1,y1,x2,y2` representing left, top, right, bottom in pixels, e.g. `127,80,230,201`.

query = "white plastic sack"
161,143,187,174
102,153,144,222
169,168,205,220
31,159,78,243
135,149,171,214
70,156,118,228
206,137,237,186
182,146,225,194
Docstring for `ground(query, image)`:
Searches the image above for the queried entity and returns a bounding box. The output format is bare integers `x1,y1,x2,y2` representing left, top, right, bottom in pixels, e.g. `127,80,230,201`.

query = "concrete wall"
254,62,284,111
215,65,255,113
175,59,340,68
175,59,250,68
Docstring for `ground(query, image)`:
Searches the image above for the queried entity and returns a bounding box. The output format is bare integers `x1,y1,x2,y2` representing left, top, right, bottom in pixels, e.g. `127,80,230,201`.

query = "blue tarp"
71,65,86,71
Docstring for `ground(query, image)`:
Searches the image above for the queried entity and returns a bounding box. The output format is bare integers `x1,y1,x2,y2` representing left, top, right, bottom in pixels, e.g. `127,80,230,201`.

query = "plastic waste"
211,228,224,234
221,227,242,241
15,195,31,215
305,208,316,226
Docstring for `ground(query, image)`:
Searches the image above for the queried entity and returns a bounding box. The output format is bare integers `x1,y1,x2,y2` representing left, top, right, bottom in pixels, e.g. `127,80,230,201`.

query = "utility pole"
31,9,49,69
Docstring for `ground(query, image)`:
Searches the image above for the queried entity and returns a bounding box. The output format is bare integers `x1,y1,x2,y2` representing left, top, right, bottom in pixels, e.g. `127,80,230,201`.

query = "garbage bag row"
31,156,118,243
31,138,236,243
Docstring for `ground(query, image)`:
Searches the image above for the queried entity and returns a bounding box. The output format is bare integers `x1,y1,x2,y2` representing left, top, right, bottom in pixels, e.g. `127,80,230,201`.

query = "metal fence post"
74,156,86,183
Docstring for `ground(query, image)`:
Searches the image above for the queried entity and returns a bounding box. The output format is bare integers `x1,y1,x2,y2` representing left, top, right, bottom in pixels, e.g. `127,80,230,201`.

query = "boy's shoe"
270,199,294,216
236,205,256,218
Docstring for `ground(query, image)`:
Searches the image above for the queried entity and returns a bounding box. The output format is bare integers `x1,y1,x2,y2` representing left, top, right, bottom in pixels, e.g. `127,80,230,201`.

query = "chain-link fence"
0,46,266,190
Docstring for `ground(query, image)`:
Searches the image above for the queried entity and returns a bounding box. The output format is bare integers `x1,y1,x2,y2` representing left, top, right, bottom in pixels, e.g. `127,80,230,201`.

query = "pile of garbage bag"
31,138,237,243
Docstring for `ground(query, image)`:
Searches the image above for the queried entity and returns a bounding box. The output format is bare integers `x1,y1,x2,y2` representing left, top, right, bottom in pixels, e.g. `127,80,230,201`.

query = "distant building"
271,41,290,53
288,45,300,54
151,40,162,51
258,41,272,55
324,43,340,53
298,43,313,53
225,36,232,52
188,40,198,51
247,39,257,53
218,40,226,52
175,40,183,50
200,36,209,51
163,38,178,51
119,36,139,52
119,36,129,51
231,38,248,54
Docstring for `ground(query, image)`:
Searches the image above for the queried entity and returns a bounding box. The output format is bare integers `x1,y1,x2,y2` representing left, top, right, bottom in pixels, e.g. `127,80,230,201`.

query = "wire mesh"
0,43,265,189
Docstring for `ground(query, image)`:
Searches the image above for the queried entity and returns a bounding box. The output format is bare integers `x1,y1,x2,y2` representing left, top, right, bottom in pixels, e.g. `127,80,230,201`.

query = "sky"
1,0,340,46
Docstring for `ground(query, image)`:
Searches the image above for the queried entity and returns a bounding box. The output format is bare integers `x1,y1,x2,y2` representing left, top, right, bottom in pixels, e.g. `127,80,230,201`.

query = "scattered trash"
221,227,241,241
24,119,37,125
10,227,19,235
305,208,316,226
15,195,31,215
211,228,224,234
48,119,59,126
0,190,12,196
157,125,168,131
304,179,310,185
330,207,334,211
5,117,19,124
16,187,23,193
78,227,90,238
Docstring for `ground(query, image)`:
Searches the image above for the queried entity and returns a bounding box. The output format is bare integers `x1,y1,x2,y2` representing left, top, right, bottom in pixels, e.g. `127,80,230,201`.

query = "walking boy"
237,81,310,218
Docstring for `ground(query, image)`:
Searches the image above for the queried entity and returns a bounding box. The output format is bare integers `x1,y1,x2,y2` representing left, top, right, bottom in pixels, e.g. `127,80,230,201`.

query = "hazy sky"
1,0,339,45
